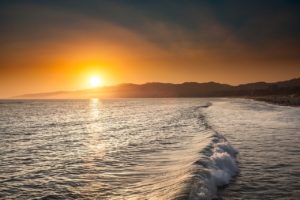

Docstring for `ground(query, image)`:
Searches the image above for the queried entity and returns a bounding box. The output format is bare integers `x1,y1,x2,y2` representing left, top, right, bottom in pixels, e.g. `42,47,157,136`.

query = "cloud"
0,0,300,86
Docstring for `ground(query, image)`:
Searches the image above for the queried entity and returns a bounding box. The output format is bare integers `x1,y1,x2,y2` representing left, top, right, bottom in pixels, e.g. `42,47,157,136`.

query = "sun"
89,76,103,88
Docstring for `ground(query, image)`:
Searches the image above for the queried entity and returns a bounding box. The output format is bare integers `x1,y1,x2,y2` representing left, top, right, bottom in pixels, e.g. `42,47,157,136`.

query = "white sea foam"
189,134,239,200
210,140,238,187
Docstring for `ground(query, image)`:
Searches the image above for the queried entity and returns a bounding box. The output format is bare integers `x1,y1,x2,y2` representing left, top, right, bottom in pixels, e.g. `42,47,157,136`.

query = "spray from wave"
185,104,239,200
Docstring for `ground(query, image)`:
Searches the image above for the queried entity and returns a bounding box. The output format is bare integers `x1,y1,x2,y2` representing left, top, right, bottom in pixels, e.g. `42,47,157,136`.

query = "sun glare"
89,76,103,88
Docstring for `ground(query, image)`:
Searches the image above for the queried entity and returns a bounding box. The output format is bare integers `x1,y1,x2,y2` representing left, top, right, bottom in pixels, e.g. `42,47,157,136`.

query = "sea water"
0,98,298,199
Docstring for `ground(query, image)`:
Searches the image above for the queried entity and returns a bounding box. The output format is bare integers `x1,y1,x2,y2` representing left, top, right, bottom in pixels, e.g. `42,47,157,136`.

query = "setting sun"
89,76,103,88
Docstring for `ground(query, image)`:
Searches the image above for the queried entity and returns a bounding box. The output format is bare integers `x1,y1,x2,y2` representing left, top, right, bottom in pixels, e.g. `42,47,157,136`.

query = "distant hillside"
14,77,300,99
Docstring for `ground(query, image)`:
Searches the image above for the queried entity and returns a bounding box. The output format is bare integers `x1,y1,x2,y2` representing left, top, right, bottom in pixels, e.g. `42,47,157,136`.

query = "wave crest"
188,134,239,200
211,141,238,186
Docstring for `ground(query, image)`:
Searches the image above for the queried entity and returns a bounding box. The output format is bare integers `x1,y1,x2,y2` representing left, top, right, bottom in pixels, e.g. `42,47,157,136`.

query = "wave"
185,105,239,200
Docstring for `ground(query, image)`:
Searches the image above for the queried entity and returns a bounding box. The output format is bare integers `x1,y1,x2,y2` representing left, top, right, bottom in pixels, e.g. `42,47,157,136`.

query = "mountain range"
14,77,300,99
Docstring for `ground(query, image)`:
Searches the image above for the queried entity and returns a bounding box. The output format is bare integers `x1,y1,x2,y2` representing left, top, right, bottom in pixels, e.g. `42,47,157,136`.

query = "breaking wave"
185,106,239,200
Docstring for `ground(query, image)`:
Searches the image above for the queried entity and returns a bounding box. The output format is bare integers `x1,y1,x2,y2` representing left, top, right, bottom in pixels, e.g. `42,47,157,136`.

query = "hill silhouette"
14,77,300,99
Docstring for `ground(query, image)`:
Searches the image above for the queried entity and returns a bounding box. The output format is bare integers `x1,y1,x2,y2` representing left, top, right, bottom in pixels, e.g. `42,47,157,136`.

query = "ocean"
0,98,299,199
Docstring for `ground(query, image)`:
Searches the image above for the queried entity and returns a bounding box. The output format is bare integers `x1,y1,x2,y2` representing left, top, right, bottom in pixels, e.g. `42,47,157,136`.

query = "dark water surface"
0,99,299,199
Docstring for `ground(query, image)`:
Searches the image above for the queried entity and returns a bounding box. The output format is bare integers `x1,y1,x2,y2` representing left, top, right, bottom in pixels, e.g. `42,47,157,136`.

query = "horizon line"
4,76,299,99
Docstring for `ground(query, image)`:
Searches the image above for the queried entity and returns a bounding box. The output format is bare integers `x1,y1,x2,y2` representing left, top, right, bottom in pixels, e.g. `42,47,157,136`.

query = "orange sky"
1,1,300,98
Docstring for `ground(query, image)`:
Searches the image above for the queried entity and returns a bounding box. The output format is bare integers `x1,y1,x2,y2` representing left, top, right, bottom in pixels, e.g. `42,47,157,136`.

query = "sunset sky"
1,0,300,98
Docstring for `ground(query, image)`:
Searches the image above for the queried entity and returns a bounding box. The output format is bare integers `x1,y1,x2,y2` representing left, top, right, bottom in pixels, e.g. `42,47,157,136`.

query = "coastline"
251,95,300,107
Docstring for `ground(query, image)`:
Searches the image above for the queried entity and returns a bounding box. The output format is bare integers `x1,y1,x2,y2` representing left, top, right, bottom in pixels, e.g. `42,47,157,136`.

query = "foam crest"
210,141,238,187
189,135,239,200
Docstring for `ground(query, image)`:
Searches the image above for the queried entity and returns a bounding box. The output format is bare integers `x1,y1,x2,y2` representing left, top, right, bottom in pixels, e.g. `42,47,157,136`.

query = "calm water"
0,98,299,199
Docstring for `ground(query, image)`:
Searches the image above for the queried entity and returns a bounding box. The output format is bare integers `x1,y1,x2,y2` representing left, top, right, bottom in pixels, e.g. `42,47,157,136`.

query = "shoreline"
251,96,300,107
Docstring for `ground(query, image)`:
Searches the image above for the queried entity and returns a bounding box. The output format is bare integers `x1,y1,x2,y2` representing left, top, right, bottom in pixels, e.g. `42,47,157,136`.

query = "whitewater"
0,98,299,199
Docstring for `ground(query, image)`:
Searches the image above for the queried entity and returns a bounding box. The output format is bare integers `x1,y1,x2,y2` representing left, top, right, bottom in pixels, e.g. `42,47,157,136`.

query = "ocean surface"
0,98,299,200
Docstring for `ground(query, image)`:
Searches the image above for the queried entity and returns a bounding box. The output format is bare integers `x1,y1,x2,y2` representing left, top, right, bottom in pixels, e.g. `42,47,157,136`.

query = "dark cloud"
1,1,299,44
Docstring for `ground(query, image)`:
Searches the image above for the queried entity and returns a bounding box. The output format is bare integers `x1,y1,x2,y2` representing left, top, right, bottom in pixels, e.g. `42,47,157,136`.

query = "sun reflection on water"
90,98,100,118
87,98,105,158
